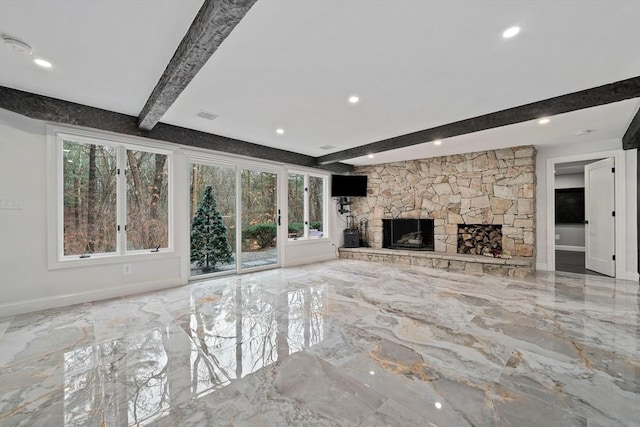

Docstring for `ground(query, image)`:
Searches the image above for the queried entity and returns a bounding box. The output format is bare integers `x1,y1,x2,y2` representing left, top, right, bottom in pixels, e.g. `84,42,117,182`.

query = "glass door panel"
240,169,279,270
189,163,237,277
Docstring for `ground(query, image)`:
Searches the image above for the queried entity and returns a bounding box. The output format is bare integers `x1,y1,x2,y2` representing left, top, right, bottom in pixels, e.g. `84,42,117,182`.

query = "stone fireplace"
382,218,434,251
457,224,502,255
342,146,536,275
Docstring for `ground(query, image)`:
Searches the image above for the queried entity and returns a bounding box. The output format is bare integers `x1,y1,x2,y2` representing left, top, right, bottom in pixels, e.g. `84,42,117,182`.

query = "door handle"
584,220,589,224
277,209,281,226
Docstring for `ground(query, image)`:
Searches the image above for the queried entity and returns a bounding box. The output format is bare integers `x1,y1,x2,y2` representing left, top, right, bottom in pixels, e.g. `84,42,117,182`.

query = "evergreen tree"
190,186,233,272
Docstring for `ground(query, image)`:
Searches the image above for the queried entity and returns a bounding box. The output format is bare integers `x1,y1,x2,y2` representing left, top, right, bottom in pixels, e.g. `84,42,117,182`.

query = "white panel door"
584,158,615,277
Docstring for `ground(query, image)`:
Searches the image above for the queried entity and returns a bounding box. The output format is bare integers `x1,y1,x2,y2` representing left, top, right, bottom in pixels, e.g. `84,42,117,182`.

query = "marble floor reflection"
1,260,638,426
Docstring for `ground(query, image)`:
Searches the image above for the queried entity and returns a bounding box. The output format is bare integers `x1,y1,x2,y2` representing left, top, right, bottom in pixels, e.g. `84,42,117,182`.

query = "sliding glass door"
189,162,280,278
240,169,279,271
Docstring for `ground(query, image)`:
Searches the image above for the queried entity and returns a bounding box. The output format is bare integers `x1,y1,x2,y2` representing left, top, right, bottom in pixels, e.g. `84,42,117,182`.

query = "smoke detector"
2,34,32,55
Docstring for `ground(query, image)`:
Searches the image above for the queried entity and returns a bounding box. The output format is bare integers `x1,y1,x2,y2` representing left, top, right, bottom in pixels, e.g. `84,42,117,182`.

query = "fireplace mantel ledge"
338,247,532,266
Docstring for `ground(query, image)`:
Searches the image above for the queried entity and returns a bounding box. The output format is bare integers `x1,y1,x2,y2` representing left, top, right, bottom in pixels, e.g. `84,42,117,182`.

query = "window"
287,173,327,240
58,133,170,260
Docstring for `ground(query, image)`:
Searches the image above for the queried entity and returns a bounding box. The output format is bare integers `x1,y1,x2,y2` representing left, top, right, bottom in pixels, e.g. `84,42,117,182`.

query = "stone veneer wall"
351,146,536,257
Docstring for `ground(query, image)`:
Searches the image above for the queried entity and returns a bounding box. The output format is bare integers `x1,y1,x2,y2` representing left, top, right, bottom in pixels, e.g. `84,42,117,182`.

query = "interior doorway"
549,151,623,278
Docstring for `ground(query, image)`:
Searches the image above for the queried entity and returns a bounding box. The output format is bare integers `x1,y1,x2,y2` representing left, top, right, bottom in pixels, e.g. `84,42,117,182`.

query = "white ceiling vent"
196,111,218,120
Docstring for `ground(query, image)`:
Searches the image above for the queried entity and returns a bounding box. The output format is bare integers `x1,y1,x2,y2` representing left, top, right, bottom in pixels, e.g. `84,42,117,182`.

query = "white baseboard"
536,263,549,271
556,245,586,252
0,278,182,317
623,271,639,282
283,253,336,268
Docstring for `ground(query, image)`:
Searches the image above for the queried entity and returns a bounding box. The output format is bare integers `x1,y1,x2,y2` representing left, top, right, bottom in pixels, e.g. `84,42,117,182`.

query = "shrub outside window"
287,173,327,240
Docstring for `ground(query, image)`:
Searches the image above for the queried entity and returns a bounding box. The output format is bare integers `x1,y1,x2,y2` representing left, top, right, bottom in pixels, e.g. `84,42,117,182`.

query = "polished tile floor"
1,260,638,426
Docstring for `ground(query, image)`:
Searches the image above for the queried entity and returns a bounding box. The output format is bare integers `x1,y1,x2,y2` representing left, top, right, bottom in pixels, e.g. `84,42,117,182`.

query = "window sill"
285,237,331,246
48,249,176,270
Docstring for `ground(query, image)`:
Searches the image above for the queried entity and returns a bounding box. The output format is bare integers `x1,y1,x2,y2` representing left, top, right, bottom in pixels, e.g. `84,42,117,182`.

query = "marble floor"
0,260,638,426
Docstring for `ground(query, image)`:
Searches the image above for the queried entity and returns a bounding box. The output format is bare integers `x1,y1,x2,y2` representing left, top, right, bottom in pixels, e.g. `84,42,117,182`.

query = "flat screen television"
331,175,368,197
555,188,585,224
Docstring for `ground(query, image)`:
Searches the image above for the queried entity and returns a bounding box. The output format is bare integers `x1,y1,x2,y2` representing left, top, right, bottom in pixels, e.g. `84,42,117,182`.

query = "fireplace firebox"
382,219,434,251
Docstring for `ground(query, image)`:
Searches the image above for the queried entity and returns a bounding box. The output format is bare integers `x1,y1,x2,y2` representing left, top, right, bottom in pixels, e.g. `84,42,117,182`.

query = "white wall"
536,139,638,280
555,173,585,189
0,109,338,315
554,173,585,249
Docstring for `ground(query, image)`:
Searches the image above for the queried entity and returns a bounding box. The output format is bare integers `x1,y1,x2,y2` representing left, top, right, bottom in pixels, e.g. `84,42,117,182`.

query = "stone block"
495,148,515,160
524,231,534,245
471,195,491,208
445,224,458,235
515,243,534,257
514,219,534,229
502,226,523,239
517,199,534,215
518,184,535,198
472,154,488,171
448,213,464,224
449,260,465,270
433,182,453,195
435,240,447,252
503,237,515,253
489,197,513,214
514,146,535,158
433,259,449,269
493,185,518,200
465,263,484,275
514,157,534,166
446,243,457,254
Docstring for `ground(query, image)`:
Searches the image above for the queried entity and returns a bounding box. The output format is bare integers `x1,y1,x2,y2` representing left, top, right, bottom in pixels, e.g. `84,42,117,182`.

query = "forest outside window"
287,173,327,240
60,135,170,260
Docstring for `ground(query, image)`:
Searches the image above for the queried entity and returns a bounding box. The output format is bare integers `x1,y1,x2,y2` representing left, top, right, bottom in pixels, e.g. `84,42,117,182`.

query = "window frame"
47,126,174,269
287,171,329,241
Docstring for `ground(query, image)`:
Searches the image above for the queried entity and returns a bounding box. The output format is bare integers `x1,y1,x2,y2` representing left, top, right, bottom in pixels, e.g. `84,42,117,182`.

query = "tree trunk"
191,164,200,221
86,144,97,253
150,154,166,220
126,150,144,244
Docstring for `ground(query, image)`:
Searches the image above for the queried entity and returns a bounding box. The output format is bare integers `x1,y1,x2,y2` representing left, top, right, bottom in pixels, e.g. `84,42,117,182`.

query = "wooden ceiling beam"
138,0,258,131
316,76,640,165
0,86,354,173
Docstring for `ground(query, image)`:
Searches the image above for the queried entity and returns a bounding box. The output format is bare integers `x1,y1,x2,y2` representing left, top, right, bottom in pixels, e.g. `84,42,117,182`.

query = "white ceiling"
1,0,638,166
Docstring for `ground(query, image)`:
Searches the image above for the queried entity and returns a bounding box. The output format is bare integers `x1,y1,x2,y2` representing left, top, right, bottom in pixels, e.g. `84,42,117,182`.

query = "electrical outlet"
555,234,560,240
123,264,132,275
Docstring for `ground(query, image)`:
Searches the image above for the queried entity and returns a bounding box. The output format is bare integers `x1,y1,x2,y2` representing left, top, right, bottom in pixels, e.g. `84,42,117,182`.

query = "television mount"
337,196,351,214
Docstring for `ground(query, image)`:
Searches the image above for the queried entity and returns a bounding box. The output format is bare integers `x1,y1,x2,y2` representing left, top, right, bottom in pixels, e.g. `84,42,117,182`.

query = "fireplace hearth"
383,219,434,251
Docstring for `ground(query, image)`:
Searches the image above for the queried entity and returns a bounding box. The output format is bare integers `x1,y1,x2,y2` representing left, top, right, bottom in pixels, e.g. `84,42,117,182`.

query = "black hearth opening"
382,218,434,251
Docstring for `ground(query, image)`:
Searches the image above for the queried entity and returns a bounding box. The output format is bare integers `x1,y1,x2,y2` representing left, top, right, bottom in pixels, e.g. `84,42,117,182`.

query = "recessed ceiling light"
433,140,442,145
435,402,442,409
367,154,374,159
348,95,359,104
319,144,336,150
502,26,520,38
33,58,52,68
575,129,593,136
276,128,285,135
538,118,550,125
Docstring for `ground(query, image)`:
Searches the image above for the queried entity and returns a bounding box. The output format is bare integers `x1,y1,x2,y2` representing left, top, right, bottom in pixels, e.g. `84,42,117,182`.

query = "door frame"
546,149,627,278
184,151,284,280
